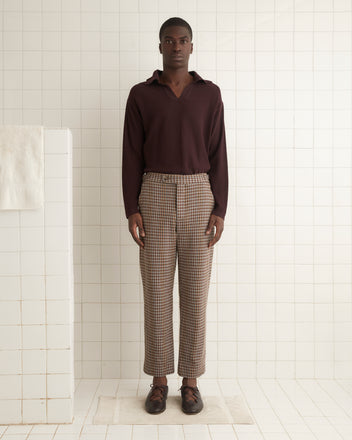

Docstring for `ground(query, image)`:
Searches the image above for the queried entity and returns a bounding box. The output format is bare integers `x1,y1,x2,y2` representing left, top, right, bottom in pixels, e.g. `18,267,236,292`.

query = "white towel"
0,125,44,210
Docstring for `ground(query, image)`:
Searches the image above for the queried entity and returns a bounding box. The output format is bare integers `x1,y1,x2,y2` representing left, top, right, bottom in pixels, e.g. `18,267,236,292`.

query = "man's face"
159,26,193,69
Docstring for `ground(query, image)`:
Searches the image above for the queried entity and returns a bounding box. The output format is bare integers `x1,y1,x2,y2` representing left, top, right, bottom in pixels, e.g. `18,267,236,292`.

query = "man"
122,17,228,415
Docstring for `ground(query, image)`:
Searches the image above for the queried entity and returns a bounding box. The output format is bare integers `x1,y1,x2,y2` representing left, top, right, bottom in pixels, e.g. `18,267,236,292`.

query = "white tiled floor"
1,379,352,439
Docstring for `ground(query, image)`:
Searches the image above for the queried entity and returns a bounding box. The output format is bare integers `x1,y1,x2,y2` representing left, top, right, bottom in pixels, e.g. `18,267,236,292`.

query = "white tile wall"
0,128,74,424
0,0,352,388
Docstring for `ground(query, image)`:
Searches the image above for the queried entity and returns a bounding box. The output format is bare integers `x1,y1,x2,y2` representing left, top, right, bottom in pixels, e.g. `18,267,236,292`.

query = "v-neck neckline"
164,83,192,100
159,75,195,100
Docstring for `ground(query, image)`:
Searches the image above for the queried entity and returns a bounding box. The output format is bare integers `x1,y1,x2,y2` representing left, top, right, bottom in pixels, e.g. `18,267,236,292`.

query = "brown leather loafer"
179,384,204,414
145,383,168,414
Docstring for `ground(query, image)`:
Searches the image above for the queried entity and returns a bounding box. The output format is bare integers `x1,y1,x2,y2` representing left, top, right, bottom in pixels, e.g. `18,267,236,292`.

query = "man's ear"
159,43,162,54
190,43,193,54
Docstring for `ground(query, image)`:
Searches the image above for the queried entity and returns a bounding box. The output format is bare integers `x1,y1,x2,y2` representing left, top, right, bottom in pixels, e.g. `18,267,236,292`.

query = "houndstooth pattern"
138,172,215,378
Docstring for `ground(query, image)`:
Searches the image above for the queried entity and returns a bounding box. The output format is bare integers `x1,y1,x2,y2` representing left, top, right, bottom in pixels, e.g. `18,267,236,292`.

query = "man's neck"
159,67,192,85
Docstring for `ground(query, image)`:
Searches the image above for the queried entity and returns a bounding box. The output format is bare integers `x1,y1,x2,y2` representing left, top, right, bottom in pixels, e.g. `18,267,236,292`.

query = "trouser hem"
143,366,175,377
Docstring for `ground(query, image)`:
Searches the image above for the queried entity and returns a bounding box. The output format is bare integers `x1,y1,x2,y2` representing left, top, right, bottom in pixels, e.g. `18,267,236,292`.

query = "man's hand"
206,214,224,247
128,212,145,248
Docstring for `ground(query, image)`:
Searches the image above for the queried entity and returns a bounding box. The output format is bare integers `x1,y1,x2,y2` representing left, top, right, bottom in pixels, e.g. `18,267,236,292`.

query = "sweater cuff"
126,207,140,219
211,207,226,220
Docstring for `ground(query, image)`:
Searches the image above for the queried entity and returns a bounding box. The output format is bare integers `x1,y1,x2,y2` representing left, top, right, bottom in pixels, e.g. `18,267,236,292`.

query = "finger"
208,224,216,247
138,222,145,237
137,222,146,247
208,236,216,247
206,220,215,234
131,225,145,248
133,233,144,248
134,235,145,248
208,227,222,247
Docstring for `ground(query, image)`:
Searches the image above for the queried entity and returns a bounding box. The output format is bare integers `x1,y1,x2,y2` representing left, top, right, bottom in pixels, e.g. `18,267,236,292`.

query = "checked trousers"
138,171,215,378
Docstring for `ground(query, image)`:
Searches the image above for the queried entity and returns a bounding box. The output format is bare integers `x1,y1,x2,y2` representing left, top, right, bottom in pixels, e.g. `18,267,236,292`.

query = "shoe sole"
146,406,166,414
181,402,204,414
182,408,203,414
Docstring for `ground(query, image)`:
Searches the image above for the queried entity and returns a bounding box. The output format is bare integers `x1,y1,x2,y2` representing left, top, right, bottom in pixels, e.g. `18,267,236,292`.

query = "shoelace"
149,383,167,401
178,384,198,402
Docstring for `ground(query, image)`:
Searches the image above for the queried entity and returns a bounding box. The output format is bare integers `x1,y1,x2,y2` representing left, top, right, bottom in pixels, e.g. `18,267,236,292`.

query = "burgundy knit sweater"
122,69,228,219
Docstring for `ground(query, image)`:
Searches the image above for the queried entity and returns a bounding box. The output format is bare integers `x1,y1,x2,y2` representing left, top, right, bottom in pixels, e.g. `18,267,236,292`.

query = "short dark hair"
159,17,193,42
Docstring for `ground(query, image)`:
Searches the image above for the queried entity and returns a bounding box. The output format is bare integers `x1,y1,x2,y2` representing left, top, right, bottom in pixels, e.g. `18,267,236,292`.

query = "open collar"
145,69,206,85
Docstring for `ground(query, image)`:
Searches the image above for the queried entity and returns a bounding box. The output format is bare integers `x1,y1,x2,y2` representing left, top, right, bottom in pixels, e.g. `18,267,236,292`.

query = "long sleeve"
208,89,228,220
122,87,145,219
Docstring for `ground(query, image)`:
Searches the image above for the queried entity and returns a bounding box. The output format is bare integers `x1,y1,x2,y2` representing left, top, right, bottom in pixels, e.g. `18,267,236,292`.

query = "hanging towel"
0,125,44,210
